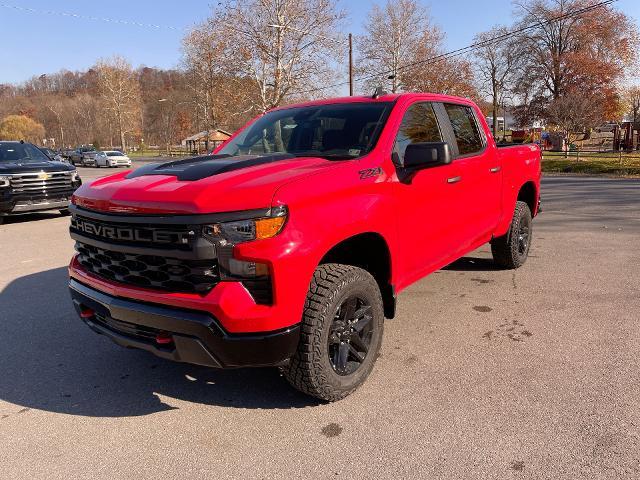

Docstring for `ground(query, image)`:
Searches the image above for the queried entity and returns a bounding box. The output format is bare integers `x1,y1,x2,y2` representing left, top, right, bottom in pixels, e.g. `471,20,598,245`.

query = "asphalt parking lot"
1,170,639,479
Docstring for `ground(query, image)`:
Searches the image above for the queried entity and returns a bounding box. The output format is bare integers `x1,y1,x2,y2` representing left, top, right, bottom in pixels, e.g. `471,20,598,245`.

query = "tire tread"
283,263,383,402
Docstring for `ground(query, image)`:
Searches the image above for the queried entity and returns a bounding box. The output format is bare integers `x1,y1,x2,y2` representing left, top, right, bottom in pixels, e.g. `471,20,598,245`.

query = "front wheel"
283,264,384,402
491,200,533,269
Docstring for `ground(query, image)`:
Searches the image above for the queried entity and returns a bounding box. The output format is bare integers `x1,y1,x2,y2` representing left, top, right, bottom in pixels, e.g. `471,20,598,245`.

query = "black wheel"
491,200,532,269
59,208,71,216
283,264,384,402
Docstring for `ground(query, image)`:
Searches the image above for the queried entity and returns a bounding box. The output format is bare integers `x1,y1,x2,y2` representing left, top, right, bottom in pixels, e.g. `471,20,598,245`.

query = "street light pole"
158,98,170,155
349,33,353,96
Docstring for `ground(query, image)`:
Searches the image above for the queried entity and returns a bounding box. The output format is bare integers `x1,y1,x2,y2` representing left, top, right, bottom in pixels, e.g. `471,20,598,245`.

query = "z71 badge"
358,167,383,180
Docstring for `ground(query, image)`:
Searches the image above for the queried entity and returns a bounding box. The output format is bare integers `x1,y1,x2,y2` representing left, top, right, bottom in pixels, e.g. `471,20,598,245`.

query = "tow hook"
79,307,95,319
155,332,174,345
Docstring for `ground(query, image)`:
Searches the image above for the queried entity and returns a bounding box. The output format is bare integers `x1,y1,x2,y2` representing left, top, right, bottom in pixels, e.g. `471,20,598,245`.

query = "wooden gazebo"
183,129,232,154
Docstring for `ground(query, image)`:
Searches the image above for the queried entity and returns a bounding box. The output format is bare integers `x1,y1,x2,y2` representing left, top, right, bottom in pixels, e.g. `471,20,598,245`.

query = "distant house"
182,129,232,154
486,116,506,132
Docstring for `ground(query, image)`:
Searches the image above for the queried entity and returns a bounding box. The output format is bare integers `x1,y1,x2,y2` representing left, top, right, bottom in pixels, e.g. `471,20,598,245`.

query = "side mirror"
403,142,452,170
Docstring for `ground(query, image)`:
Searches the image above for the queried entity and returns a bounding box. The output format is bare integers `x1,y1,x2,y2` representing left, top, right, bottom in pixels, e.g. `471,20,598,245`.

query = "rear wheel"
491,200,532,269
283,264,384,402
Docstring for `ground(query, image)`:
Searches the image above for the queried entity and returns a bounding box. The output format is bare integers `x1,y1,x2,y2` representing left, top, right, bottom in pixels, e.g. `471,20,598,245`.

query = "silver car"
95,151,132,168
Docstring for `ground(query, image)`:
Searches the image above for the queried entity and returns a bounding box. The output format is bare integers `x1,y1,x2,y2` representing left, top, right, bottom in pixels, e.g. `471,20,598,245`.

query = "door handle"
490,166,501,173
447,175,462,184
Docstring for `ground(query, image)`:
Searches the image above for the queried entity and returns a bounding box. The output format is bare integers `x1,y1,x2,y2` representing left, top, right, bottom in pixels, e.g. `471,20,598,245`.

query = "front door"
392,101,465,283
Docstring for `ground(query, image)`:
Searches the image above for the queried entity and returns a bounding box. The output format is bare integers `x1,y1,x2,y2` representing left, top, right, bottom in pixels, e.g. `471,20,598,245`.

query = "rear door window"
443,104,484,156
393,102,442,166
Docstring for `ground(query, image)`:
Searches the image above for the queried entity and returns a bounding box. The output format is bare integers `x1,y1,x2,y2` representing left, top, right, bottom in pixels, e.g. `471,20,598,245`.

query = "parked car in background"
0,140,82,224
60,149,74,162
39,147,67,163
94,150,132,168
70,146,97,167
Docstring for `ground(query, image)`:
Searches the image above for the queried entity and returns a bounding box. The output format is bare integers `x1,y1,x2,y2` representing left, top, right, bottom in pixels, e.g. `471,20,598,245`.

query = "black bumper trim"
68,279,300,368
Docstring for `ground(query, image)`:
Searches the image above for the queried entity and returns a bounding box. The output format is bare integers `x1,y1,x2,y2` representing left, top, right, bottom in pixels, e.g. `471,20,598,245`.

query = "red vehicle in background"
68,93,541,401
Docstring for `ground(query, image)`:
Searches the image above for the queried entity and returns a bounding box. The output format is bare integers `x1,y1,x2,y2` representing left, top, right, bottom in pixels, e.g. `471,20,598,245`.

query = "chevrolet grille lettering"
71,218,189,245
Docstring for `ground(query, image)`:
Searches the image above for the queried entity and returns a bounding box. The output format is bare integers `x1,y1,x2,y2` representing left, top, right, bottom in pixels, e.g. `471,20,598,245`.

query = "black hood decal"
126,153,296,181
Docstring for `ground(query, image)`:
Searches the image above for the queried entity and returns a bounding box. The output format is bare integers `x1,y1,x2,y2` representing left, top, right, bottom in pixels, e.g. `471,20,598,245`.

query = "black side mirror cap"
403,142,452,170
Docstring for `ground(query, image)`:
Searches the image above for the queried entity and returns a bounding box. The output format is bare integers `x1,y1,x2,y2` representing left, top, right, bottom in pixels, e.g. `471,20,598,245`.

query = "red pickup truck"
68,93,540,401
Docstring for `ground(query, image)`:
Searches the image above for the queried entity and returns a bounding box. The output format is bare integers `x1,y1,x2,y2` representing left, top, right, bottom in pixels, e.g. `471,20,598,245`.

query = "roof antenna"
372,86,387,99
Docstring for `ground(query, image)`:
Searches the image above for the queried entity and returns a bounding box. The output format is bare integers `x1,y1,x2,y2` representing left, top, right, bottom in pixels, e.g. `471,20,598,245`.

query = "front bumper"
0,191,74,215
69,279,300,368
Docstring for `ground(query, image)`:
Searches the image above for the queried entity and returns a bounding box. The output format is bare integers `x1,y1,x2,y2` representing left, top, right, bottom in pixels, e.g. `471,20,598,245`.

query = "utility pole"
349,33,354,96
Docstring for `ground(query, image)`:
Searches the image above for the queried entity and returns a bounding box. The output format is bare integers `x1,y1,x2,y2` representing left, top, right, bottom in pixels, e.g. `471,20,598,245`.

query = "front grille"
10,171,74,194
75,242,219,294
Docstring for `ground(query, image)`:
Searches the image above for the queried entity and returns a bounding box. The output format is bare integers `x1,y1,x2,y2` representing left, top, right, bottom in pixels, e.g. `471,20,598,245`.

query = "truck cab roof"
270,93,476,112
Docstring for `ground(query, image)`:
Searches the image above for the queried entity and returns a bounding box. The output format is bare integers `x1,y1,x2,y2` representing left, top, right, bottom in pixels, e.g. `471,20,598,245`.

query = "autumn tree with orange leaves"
511,0,638,128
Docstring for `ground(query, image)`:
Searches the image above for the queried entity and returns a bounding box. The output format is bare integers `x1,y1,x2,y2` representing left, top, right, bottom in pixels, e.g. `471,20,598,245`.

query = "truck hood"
72,154,342,214
0,160,75,174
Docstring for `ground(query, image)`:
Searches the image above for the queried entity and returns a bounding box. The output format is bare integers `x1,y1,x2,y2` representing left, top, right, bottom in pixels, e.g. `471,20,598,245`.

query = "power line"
0,3,182,30
290,0,617,96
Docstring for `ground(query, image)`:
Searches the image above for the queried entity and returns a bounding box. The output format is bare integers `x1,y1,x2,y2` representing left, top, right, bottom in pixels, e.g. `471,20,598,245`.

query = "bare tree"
546,93,605,146
357,0,436,93
357,0,477,97
473,27,521,138
184,0,345,114
402,53,478,99
182,25,235,130
95,56,142,151
625,86,640,124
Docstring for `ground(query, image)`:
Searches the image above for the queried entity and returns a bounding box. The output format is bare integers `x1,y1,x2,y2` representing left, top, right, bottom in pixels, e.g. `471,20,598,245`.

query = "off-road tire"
283,264,384,402
491,200,532,269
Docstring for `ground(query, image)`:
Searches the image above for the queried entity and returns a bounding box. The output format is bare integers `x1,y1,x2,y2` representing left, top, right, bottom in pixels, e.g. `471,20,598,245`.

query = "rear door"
439,103,502,249
392,101,465,281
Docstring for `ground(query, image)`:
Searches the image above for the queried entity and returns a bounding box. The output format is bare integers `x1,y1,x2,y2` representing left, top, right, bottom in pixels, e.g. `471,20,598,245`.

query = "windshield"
106,152,123,157
218,102,392,160
0,142,50,163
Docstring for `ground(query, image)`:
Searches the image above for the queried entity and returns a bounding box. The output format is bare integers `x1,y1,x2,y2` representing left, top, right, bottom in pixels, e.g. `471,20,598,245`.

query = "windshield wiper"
318,153,359,160
291,152,359,161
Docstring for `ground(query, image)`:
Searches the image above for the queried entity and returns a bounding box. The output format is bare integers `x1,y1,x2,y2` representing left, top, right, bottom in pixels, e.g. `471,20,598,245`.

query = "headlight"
71,171,80,182
0,175,9,188
204,205,288,245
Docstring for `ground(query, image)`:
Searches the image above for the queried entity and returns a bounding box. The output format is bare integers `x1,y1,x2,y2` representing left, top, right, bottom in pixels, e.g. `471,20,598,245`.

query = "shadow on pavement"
0,267,318,418
442,256,501,272
1,211,68,225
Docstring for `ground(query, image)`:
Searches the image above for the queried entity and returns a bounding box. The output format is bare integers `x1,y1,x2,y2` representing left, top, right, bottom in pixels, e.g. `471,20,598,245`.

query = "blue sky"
1,0,639,85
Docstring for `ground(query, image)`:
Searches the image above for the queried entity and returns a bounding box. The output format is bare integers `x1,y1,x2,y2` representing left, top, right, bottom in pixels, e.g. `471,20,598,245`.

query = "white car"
95,151,132,168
